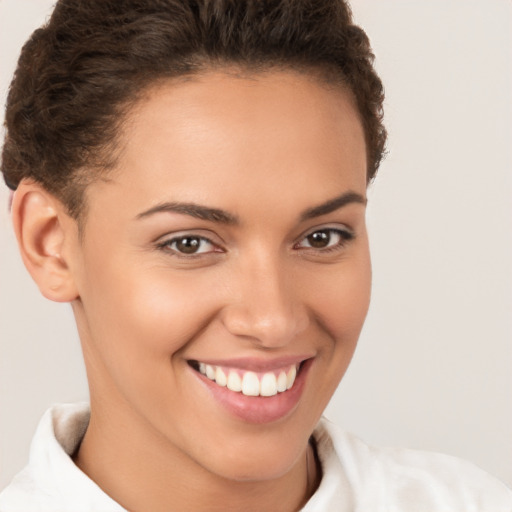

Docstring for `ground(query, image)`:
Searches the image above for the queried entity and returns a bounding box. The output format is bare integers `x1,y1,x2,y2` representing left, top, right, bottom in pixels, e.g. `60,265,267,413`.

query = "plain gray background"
1,0,511,489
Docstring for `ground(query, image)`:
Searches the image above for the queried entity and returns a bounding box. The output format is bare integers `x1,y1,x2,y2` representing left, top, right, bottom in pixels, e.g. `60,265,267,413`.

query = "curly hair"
1,0,386,220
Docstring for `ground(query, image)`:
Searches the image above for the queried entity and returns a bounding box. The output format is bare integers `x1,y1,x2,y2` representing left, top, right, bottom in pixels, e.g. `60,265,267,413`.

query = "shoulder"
310,418,512,512
0,467,59,512
0,403,125,512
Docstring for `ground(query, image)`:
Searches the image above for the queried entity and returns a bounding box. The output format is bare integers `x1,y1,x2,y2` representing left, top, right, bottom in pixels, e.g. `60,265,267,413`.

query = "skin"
13,70,371,511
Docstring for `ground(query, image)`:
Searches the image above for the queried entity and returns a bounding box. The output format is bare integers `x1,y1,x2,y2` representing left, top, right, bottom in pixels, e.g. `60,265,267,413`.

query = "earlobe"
11,180,79,303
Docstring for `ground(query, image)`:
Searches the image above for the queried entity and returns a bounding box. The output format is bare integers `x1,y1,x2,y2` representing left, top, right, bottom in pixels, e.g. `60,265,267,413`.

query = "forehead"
87,70,367,220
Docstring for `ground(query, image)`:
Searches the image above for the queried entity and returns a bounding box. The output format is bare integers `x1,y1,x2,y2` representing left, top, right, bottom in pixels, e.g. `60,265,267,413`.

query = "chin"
209,455,299,483
194,427,309,483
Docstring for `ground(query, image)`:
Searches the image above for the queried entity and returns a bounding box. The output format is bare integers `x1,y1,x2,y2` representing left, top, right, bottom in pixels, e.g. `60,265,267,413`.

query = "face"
68,70,370,481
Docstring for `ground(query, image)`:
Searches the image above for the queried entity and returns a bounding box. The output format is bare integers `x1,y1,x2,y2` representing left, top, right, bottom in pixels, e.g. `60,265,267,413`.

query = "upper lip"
188,355,313,372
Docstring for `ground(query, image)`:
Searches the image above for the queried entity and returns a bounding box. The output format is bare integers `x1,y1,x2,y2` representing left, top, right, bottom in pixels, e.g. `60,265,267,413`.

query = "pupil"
308,231,330,248
176,237,200,254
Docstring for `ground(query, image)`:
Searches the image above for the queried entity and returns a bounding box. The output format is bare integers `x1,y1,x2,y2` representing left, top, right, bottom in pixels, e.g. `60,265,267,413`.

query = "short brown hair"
1,0,386,220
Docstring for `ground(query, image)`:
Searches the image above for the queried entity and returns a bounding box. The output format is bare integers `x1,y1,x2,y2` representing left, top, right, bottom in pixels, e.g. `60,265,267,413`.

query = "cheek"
303,249,371,394
83,269,217,353
76,246,222,389
311,253,371,342
77,259,226,421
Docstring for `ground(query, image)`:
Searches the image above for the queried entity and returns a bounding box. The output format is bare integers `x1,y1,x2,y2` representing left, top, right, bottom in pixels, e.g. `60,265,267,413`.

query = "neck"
73,396,320,512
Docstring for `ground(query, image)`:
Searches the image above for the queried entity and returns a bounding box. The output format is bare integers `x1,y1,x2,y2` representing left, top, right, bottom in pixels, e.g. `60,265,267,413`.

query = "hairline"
73,62,363,238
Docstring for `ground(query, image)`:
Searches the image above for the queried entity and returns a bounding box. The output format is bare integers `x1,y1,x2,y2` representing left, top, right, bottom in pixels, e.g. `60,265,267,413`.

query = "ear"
11,180,79,302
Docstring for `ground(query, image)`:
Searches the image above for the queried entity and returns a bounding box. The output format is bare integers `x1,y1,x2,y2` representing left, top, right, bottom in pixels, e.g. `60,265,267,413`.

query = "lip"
189,357,314,424
190,355,312,372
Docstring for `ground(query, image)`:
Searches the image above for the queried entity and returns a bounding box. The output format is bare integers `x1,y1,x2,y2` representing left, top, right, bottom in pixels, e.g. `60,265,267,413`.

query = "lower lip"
192,359,313,424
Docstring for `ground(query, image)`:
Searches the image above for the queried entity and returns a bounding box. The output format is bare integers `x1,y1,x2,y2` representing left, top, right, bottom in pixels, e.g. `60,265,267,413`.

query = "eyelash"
294,227,354,254
155,235,220,258
156,227,354,258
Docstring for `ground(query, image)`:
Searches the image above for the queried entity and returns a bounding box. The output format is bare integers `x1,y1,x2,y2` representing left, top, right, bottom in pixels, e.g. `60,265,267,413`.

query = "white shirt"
1,403,511,511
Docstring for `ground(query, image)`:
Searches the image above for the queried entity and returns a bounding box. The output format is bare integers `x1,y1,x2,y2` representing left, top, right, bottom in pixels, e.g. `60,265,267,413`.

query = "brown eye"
160,235,217,255
175,236,202,254
296,228,353,251
306,230,331,248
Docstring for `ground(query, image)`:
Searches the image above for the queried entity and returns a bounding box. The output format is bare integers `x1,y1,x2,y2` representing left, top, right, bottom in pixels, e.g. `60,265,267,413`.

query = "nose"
220,255,309,348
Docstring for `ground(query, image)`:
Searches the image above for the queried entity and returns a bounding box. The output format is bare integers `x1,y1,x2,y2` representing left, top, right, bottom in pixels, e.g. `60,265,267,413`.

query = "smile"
194,362,299,397
188,358,313,423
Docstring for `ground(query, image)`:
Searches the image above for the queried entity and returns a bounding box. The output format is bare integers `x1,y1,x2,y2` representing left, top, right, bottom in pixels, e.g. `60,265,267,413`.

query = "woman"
0,1,511,510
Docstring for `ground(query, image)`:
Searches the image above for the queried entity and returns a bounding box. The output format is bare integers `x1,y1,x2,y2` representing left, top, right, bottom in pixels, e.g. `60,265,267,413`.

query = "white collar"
3,402,510,511
5,403,349,511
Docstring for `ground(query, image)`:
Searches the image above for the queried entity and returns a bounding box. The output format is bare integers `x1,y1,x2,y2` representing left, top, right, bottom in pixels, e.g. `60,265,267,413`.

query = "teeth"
215,367,227,387
205,364,216,380
227,371,242,392
286,366,297,390
277,371,287,392
196,361,301,397
242,372,260,396
260,372,278,397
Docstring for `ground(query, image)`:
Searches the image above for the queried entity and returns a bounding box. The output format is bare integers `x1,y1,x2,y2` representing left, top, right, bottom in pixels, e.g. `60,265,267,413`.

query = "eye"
157,235,219,256
295,228,353,251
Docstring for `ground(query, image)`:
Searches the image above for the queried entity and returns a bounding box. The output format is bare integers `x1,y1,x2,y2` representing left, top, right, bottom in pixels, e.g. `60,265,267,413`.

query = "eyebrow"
136,191,366,224
136,202,239,224
300,191,367,221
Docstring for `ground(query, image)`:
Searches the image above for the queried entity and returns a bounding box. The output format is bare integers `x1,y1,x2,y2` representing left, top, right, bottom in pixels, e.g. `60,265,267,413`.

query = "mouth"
186,356,313,423
188,360,304,397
